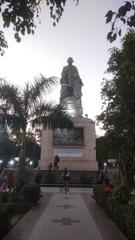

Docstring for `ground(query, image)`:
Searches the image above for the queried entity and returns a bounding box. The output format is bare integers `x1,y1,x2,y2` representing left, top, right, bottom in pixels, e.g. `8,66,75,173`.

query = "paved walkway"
3,188,127,240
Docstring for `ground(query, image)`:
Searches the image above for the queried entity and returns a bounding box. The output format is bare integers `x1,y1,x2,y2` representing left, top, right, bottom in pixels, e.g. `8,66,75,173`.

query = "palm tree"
0,75,73,187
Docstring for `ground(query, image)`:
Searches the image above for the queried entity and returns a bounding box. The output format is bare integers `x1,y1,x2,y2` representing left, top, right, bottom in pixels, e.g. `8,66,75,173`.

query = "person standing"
62,168,70,194
133,174,135,192
0,170,5,192
7,171,14,192
35,167,42,184
48,162,53,171
54,155,60,169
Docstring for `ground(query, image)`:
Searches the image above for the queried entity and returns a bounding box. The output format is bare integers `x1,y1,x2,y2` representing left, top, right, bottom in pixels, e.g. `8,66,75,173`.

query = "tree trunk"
15,130,26,190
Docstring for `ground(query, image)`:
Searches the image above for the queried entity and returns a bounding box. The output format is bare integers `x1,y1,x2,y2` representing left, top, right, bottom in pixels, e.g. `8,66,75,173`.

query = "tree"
0,104,19,169
97,30,135,187
1,1,135,55
96,135,113,170
106,1,135,42
25,133,41,168
0,0,78,56
0,75,73,187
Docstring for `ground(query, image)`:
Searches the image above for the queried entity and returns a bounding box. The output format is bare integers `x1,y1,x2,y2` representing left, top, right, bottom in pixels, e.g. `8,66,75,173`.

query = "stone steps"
28,170,98,187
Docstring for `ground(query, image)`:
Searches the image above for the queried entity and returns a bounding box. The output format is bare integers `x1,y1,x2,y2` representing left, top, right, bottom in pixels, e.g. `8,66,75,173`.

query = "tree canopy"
0,0,78,56
1,1,135,55
106,1,135,42
0,75,73,186
96,135,113,170
97,30,135,186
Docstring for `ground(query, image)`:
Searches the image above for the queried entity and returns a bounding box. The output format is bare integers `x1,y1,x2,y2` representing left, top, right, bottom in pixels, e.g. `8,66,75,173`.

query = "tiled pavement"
3,187,127,240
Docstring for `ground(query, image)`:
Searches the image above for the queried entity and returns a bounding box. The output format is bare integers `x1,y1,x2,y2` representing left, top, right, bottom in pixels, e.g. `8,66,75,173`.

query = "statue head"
67,57,74,65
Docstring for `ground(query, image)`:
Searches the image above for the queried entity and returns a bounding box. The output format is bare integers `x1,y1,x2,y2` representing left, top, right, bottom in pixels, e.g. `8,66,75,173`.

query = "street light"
29,161,33,166
14,157,19,162
9,159,14,166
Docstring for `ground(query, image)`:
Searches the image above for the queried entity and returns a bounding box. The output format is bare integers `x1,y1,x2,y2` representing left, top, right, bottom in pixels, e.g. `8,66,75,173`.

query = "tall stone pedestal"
39,117,98,170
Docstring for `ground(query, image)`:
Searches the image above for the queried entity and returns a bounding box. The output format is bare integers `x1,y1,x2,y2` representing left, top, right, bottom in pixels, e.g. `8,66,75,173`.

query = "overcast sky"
0,0,126,136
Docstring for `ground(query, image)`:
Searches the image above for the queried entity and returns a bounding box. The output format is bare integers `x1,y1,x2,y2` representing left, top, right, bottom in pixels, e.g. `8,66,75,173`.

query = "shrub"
93,184,111,210
0,192,9,202
93,184,135,240
107,196,122,223
3,202,17,216
123,205,135,240
111,184,130,204
113,204,135,240
0,207,11,239
107,200,135,239
0,192,14,203
15,201,34,214
22,183,40,204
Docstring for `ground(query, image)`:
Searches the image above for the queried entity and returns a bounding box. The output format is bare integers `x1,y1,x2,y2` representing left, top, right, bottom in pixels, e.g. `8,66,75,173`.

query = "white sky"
0,0,126,136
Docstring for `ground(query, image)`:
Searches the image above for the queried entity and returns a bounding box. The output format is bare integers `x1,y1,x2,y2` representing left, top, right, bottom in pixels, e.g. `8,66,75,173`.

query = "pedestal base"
39,117,97,171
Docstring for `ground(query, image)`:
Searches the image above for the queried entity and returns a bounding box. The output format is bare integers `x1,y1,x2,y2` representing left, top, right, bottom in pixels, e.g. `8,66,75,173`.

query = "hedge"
0,207,11,239
22,183,40,204
93,184,135,240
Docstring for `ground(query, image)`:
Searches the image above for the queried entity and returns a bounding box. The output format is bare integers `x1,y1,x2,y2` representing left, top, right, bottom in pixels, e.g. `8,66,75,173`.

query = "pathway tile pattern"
56,204,77,209
52,217,80,225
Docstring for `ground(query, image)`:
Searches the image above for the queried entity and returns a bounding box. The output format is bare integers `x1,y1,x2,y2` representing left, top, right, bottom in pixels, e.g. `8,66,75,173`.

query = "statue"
60,57,83,117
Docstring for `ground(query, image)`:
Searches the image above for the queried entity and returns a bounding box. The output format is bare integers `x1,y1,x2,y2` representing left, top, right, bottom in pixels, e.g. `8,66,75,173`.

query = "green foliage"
0,192,14,203
0,192,22,215
0,0,135,54
13,201,34,214
106,1,135,42
111,184,130,204
0,206,11,239
25,138,41,167
1,202,17,216
123,206,135,240
96,135,114,169
93,184,111,210
0,0,79,55
0,139,17,166
109,199,135,240
0,0,40,55
0,189,39,238
0,76,73,186
22,183,40,203
0,191,35,216
108,200,135,240
97,30,135,187
107,196,121,222
0,192,9,203
94,184,135,239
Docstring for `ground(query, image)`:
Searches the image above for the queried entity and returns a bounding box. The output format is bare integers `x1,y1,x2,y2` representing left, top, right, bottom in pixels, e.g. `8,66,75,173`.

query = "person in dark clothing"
35,167,42,184
48,162,53,171
62,168,70,194
54,155,60,169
